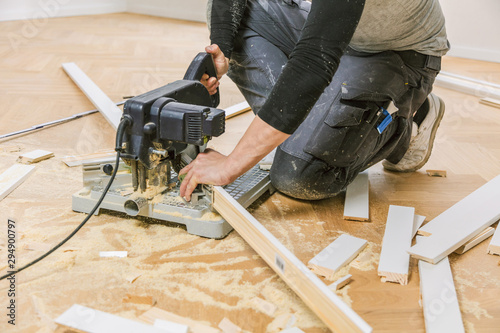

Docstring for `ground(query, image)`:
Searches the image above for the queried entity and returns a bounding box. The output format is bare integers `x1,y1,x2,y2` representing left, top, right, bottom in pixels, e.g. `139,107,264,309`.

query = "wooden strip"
308,234,367,279
343,171,369,221
417,237,465,333
212,186,372,333
55,304,166,333
480,97,500,109
62,62,122,130
224,101,251,119
154,319,189,333
62,149,117,167
329,274,353,291
378,205,415,285
413,215,426,238
488,227,500,256
435,73,500,100
17,149,54,164
139,307,220,333
218,317,241,333
409,175,500,263
0,164,36,201
454,227,494,254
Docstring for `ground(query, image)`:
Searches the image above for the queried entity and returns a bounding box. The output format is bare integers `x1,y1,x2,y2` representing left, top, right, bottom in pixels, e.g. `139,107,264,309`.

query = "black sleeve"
258,0,366,134
209,0,247,59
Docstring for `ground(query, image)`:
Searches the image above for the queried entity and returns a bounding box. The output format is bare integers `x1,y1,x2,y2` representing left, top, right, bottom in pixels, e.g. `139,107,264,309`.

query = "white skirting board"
378,205,415,285
308,234,367,280
487,226,500,256
0,164,36,201
410,175,500,264
343,171,369,221
17,149,54,164
56,304,166,333
417,237,465,333
412,215,426,238
225,101,251,119
454,227,495,254
435,73,500,100
62,62,121,130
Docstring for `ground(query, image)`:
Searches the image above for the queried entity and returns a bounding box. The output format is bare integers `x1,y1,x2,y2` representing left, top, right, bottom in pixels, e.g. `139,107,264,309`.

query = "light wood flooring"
0,13,499,333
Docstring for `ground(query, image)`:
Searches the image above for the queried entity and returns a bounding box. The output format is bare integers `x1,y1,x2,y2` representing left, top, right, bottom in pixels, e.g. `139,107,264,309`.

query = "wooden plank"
488,227,500,256
212,186,372,333
139,307,220,333
378,205,415,285
62,62,122,130
479,97,500,109
308,234,367,279
413,215,426,238
224,101,251,119
417,237,465,333
435,73,500,100
454,227,494,254
17,149,54,164
343,171,369,221
62,149,117,167
0,164,36,201
329,274,353,291
55,304,166,333
409,175,500,263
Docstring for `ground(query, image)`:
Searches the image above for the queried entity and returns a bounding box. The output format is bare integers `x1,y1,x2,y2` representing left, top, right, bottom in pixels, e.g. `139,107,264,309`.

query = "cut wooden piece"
308,234,367,279
343,171,370,222
154,319,189,333
0,164,36,201
417,237,465,333
139,307,220,333
218,317,241,333
480,97,500,109
413,215,426,238
251,297,277,316
99,251,127,258
426,169,447,177
62,62,122,130
55,304,166,333
435,73,500,100
329,274,352,291
212,186,372,333
62,149,116,167
224,101,251,119
488,227,500,256
454,227,494,254
17,149,54,164
378,205,415,285
410,175,500,263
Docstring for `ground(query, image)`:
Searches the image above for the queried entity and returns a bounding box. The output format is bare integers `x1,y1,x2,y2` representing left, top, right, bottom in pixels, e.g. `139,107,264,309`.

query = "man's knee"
269,148,344,200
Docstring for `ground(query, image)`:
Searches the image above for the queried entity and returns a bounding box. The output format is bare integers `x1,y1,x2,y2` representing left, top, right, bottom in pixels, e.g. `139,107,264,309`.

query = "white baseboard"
0,1,126,22
127,0,207,23
447,45,500,64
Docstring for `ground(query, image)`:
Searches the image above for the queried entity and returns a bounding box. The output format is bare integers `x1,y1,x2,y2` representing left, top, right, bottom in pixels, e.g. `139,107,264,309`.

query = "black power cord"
0,117,132,281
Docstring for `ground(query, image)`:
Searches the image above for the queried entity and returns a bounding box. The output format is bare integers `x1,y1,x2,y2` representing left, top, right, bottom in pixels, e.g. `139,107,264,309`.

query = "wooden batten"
225,101,252,119
0,164,36,201
343,171,370,222
454,227,495,254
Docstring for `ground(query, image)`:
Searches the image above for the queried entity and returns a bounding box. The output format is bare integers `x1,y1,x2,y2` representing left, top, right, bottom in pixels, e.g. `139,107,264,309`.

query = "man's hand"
200,44,229,95
179,149,236,201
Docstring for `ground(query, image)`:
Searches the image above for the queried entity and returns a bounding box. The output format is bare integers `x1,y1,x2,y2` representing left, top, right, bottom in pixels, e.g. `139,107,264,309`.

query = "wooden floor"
0,13,499,333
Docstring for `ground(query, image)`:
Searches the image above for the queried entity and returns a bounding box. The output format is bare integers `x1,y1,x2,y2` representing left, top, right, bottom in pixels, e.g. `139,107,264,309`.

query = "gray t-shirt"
350,0,450,56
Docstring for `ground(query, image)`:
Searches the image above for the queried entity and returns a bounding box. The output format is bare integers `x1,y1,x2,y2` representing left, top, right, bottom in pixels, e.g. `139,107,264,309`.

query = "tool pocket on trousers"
303,97,382,168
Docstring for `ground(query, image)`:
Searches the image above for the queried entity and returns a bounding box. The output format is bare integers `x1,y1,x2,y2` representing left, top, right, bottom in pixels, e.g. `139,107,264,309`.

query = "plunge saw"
72,53,274,239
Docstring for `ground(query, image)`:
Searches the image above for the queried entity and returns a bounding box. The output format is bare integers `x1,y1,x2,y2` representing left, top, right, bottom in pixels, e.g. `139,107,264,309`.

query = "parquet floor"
0,13,499,333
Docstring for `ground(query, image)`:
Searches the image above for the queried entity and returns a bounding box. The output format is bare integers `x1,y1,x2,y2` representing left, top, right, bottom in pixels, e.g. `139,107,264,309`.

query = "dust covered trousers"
208,0,450,199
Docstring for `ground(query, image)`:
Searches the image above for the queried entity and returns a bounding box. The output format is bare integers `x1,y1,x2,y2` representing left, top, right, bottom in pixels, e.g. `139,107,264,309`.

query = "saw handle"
183,52,220,108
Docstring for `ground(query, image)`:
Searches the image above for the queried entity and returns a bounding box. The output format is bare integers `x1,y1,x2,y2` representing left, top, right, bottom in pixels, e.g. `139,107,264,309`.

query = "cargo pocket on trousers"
303,98,382,168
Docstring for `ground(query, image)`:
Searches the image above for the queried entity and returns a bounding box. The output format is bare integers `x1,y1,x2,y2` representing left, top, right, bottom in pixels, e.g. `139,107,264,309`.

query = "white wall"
127,0,207,23
439,0,500,63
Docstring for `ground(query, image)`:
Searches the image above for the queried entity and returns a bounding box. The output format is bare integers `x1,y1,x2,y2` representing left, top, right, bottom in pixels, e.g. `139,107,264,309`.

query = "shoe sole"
392,95,446,173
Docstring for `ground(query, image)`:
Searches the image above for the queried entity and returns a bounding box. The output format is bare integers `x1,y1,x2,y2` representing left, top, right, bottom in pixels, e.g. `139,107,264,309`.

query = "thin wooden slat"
343,171,369,221
55,304,166,333
308,234,367,279
378,205,415,285
329,274,353,291
417,237,465,333
0,164,36,201
139,307,220,333
488,227,500,256
480,97,500,109
410,175,500,263
224,101,251,119
17,149,54,164
62,62,121,130
212,186,372,333
454,227,495,254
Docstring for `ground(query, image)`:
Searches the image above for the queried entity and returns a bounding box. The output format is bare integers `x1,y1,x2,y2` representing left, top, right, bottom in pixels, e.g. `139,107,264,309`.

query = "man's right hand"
200,44,229,95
